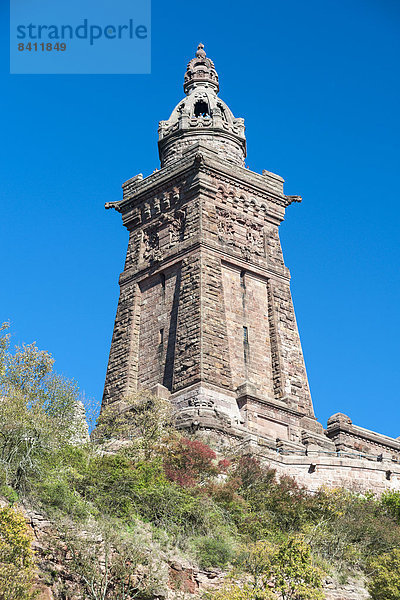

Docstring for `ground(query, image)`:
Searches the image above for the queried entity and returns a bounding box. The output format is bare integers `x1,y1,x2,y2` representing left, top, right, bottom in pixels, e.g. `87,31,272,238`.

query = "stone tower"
103,44,330,451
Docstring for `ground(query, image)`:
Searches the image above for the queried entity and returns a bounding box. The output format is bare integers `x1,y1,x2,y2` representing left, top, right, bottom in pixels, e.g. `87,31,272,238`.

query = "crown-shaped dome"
158,44,246,168
183,43,219,94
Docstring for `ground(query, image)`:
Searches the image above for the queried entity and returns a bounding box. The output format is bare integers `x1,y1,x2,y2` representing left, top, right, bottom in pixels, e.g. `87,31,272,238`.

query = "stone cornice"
106,144,297,221
237,392,306,419
327,421,400,453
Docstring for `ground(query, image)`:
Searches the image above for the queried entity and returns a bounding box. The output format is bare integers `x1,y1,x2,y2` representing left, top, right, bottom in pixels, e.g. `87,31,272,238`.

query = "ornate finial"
184,42,219,94
196,43,206,58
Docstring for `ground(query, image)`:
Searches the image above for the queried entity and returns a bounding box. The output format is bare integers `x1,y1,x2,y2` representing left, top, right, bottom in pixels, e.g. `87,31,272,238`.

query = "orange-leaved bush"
163,437,219,487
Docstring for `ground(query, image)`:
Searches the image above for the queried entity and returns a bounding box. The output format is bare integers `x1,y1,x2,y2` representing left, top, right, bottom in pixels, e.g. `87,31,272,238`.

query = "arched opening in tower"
194,100,210,117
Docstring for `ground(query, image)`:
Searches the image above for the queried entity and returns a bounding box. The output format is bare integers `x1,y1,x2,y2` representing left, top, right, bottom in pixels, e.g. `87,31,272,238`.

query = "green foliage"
203,477,248,524
77,452,229,546
304,488,400,570
226,456,400,578
381,490,400,524
211,538,323,600
194,536,235,569
264,537,324,600
0,322,87,491
209,583,274,599
3,325,400,597
95,391,173,458
39,477,90,520
0,506,37,600
31,444,92,520
229,456,324,539
63,519,168,600
368,548,400,600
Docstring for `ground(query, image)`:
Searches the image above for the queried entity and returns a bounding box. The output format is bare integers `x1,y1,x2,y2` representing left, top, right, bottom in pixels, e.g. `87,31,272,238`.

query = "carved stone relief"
142,225,162,263
142,207,187,263
160,207,187,245
215,205,265,259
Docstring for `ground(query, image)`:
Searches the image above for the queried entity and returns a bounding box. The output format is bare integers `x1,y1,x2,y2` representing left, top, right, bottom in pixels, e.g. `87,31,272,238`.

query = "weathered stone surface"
326,412,400,461
324,577,369,600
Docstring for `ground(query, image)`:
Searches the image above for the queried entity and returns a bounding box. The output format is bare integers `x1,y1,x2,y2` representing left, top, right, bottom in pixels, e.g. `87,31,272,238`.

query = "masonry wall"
200,250,233,390
263,452,400,495
199,168,315,418
137,264,181,391
267,278,313,415
102,169,201,406
222,264,275,399
160,131,245,168
102,278,140,405
103,153,317,428
172,254,202,392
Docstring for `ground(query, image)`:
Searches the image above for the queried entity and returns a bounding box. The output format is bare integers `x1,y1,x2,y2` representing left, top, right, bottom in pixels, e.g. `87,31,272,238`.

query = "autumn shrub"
0,506,37,600
163,437,218,487
232,455,275,491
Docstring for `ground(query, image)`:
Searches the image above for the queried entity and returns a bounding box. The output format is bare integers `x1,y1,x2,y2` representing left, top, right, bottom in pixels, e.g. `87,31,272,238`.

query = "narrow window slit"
160,273,166,301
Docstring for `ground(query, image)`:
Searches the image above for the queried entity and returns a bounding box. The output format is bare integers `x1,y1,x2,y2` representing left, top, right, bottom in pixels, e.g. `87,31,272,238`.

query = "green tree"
265,538,324,600
368,548,400,600
0,322,87,491
96,391,173,458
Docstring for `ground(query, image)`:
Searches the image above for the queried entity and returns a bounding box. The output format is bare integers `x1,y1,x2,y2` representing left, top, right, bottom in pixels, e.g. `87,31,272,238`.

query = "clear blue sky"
1,0,399,436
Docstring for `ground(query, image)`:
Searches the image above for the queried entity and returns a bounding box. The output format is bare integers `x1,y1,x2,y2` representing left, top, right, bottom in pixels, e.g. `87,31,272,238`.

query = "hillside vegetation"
1,322,400,599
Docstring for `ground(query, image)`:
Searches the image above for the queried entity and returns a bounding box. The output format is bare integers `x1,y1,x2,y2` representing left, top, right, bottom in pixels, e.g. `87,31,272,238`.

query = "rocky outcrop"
324,576,369,600
23,508,369,600
4,501,369,600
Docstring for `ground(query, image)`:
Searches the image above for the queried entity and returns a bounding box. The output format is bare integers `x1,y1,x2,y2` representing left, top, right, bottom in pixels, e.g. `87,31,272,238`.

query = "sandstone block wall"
102,143,400,486
103,145,315,445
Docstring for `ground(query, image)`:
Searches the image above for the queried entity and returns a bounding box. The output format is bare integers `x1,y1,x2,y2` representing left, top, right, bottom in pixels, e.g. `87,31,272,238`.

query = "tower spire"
158,43,245,167
183,43,219,94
